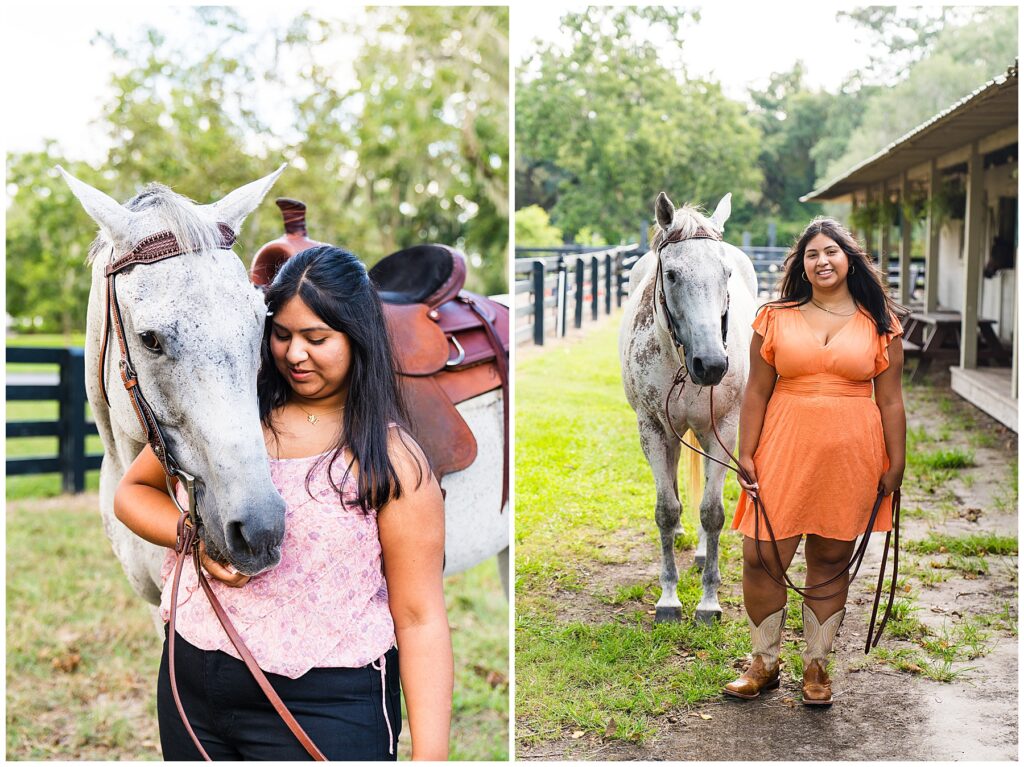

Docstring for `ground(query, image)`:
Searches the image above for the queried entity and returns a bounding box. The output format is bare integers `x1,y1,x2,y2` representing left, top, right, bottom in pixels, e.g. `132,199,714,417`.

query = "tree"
514,206,562,247
820,7,1018,183
6,7,509,332
739,63,832,243
516,7,762,245
6,148,98,335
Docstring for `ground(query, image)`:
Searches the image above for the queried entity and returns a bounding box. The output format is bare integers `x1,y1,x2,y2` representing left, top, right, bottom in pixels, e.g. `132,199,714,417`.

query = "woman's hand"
878,466,904,497
737,455,759,496
199,540,250,587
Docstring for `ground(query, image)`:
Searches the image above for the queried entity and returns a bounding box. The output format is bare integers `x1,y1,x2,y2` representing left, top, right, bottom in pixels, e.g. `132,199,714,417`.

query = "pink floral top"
159,450,396,679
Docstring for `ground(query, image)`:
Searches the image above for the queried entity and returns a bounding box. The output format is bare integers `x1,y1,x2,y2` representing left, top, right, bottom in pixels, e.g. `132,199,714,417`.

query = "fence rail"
7,347,101,492
514,244,642,345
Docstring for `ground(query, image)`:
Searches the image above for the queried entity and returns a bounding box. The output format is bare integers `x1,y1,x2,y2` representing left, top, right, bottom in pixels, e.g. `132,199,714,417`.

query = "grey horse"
619,192,756,623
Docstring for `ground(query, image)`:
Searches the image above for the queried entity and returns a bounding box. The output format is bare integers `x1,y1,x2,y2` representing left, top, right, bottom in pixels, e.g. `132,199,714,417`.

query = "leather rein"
101,229,327,760
653,228,900,654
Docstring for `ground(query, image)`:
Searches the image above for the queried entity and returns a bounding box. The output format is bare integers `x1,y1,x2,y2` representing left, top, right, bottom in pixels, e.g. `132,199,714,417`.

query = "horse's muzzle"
690,355,729,386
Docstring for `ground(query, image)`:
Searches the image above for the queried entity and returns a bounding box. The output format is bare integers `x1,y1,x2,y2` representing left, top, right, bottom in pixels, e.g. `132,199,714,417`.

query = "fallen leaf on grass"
52,652,81,673
571,731,585,740
603,718,617,739
471,664,508,688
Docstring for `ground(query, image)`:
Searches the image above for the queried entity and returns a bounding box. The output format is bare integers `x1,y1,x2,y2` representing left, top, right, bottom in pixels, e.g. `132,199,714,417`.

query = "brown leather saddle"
251,199,509,510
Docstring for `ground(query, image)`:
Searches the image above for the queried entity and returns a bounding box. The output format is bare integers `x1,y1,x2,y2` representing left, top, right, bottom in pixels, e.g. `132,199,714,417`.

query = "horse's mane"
87,184,225,264
649,204,720,252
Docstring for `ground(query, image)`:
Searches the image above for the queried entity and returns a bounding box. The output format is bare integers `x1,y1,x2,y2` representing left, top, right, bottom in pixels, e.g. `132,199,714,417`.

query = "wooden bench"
903,311,1010,383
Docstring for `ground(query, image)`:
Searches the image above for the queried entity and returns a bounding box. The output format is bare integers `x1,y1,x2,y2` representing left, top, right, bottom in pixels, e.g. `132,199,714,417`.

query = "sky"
512,4,881,100
3,4,364,164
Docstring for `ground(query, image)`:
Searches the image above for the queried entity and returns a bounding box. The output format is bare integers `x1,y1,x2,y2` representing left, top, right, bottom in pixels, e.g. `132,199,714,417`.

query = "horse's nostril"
225,521,252,558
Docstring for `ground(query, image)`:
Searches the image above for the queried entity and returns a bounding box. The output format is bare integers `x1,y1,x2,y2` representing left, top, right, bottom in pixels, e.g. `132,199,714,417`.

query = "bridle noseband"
100,225,328,760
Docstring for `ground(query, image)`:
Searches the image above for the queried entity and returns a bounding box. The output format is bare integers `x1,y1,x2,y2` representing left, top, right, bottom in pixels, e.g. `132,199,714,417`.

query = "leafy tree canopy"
821,6,1018,183
516,7,762,245
7,7,508,333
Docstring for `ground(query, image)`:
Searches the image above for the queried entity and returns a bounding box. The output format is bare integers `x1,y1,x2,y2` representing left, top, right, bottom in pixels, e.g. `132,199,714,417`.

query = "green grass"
7,493,508,760
913,448,975,470
904,533,1017,557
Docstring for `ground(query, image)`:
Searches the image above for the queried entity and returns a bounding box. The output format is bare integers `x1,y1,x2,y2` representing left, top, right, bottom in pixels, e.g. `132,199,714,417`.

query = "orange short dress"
731,303,902,541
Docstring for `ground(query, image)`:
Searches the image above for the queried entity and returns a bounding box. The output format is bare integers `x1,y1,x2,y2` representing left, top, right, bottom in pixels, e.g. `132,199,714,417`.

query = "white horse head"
653,191,735,386
61,165,288,577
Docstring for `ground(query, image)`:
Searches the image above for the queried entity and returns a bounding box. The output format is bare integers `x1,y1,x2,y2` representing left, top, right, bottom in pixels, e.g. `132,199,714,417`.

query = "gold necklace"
295,402,345,425
811,298,857,317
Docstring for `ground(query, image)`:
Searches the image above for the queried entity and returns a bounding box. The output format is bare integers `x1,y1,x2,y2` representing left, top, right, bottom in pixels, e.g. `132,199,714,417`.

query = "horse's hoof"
655,606,683,623
693,555,706,571
694,609,722,625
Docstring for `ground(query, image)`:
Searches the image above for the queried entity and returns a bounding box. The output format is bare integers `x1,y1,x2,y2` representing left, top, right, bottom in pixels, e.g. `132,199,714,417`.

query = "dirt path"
517,377,1018,761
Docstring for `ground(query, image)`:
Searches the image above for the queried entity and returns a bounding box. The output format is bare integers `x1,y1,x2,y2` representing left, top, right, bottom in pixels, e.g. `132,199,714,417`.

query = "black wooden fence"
514,244,642,345
7,347,101,493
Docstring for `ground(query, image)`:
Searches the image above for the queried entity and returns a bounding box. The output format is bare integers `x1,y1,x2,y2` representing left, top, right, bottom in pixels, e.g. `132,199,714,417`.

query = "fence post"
590,256,599,321
556,256,568,337
604,253,612,314
574,258,584,329
59,347,87,493
532,260,545,345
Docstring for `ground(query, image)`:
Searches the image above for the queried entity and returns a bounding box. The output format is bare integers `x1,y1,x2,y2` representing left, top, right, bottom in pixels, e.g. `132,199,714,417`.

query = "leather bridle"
651,226,899,653
653,225,728,358
101,228,327,760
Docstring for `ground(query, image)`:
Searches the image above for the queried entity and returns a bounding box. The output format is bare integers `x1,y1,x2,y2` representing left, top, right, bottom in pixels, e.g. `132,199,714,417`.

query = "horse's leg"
497,546,509,599
639,416,684,623
693,424,734,624
695,527,708,571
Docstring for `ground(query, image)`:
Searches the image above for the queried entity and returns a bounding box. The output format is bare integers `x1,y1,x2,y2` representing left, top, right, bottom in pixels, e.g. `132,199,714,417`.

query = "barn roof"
802,62,1018,202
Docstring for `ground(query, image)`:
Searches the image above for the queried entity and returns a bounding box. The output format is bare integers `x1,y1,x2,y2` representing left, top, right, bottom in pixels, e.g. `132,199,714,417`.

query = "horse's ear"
655,192,675,230
710,193,732,230
205,163,287,234
57,166,134,246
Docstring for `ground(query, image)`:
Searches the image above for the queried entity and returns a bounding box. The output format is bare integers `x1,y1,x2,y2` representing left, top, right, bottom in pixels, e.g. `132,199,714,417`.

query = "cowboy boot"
801,603,846,706
723,606,785,699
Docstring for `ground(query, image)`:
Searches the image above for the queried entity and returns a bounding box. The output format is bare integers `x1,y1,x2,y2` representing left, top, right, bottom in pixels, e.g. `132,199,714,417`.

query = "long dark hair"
771,217,905,334
258,245,420,511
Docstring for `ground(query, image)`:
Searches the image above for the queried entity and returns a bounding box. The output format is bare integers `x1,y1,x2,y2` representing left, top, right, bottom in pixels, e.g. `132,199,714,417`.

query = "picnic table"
901,310,1011,383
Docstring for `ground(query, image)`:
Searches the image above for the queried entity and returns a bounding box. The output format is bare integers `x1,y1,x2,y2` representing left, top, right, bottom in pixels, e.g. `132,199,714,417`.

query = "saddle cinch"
251,198,510,510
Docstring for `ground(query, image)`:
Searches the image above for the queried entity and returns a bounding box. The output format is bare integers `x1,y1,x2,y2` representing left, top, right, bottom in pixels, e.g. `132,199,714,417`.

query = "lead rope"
662,366,900,652
371,655,395,755
167,488,327,761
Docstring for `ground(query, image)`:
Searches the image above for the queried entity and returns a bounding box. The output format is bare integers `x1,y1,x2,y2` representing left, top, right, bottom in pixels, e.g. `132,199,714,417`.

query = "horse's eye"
665,270,677,283
139,331,162,353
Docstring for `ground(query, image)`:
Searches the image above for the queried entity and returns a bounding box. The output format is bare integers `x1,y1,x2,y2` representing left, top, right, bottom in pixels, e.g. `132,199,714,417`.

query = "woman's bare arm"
114,446,249,586
378,431,452,761
737,332,777,492
873,337,906,495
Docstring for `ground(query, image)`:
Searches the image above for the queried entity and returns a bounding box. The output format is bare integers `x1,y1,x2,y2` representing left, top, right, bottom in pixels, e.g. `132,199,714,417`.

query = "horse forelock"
86,184,224,264
651,204,720,252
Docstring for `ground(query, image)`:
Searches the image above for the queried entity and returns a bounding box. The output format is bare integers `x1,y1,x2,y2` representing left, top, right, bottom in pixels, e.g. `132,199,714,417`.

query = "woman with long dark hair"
115,245,452,759
723,218,906,706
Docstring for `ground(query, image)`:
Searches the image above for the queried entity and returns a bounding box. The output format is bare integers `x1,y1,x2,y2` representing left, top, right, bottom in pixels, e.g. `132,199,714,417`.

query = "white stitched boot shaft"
748,606,786,668
801,603,846,667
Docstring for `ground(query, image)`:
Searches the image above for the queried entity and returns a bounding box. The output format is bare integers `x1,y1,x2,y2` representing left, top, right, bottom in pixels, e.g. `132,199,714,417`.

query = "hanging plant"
927,175,967,223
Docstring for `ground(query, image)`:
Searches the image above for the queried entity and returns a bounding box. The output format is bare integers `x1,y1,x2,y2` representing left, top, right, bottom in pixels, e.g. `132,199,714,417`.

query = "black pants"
157,627,401,761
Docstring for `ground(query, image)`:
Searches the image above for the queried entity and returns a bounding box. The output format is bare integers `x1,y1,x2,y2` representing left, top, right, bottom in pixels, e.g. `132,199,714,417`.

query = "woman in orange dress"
723,217,906,706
